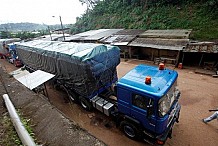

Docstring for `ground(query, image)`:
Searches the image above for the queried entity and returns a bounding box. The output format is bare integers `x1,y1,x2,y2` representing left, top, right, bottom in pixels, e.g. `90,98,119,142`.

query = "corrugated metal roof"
76,29,109,37
65,29,122,41
34,34,70,41
184,42,218,53
100,29,144,46
101,29,145,45
102,35,136,44
140,29,192,39
128,38,189,50
85,29,123,41
114,29,145,35
65,29,110,41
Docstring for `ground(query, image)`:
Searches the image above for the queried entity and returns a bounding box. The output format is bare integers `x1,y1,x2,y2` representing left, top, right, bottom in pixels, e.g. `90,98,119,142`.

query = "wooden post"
199,53,204,66
175,50,181,67
128,46,132,59
181,53,185,64
44,83,50,102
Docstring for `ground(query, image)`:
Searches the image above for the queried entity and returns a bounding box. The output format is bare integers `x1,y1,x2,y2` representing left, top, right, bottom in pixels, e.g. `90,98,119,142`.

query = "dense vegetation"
0,23,69,39
0,23,47,32
73,0,218,41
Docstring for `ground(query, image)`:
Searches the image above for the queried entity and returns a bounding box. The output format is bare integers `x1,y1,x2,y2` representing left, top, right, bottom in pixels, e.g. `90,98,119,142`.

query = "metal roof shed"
100,29,145,60
184,42,218,53
181,42,218,68
127,29,192,64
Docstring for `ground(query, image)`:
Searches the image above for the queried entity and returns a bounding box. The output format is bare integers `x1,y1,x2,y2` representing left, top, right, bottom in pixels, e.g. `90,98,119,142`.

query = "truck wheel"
121,121,140,140
79,97,93,111
67,91,78,102
14,62,17,67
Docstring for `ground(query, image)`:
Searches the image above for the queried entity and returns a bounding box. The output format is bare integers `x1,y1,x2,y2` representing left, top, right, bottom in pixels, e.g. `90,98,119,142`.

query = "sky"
0,0,87,25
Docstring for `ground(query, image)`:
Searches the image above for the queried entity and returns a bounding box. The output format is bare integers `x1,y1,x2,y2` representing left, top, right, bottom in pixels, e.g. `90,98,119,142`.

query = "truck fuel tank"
91,96,115,116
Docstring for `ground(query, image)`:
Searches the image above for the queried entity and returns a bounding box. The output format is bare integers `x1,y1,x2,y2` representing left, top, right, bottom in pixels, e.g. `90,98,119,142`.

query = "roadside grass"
0,112,22,146
0,110,36,146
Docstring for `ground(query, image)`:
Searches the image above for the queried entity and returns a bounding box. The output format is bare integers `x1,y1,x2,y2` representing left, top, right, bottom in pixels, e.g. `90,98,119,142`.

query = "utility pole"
59,16,65,41
52,16,65,41
47,26,52,41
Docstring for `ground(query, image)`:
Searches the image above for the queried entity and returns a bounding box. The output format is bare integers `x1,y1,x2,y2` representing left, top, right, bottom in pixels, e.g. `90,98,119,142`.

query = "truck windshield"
158,81,178,117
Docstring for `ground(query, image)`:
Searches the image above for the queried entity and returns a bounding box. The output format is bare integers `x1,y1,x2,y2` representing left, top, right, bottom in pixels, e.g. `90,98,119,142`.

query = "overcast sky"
0,0,87,25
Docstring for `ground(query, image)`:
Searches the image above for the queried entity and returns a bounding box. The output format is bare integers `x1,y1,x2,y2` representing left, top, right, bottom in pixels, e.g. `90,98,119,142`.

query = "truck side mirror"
147,105,153,117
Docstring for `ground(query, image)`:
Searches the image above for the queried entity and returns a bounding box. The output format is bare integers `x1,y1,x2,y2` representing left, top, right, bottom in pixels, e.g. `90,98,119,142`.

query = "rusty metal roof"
140,29,192,39
128,38,189,50
184,42,218,53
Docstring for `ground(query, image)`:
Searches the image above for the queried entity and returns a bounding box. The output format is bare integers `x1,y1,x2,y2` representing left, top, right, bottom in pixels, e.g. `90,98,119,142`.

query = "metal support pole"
59,16,65,41
47,26,52,41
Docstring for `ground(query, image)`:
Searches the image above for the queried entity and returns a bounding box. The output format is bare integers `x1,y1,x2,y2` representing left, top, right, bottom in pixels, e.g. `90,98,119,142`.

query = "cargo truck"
7,43,23,67
16,40,181,145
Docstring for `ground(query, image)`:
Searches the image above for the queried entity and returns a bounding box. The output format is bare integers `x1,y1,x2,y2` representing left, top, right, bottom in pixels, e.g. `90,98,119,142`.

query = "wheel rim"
124,125,135,138
68,94,75,101
81,100,87,109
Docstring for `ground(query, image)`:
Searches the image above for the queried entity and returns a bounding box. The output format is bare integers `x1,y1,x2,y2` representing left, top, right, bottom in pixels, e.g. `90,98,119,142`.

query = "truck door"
131,94,156,132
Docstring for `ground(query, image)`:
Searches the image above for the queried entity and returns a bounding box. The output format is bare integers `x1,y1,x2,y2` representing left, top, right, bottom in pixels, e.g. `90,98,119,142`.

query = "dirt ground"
1,59,218,146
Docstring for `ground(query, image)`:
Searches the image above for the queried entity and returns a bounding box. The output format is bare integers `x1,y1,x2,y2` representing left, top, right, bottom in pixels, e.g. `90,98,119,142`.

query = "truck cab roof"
117,64,178,98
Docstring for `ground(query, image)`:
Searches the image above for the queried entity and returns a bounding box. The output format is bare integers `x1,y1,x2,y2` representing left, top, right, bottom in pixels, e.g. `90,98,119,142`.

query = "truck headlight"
159,94,171,117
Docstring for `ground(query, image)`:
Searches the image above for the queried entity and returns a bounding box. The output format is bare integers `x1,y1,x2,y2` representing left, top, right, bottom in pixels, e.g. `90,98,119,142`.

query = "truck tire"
120,121,141,140
14,61,17,67
67,91,78,102
79,96,93,111
59,85,78,103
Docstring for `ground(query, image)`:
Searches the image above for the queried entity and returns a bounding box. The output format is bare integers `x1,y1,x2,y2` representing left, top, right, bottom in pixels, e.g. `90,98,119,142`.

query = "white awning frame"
11,69,55,90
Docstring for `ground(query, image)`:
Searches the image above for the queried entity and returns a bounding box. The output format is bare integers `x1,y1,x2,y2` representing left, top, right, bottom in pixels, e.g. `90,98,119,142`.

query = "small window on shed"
132,94,152,110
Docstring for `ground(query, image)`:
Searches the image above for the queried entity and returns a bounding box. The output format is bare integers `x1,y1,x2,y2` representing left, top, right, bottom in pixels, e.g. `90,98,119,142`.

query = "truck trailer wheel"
14,61,17,67
79,97,93,111
121,121,140,140
67,91,78,102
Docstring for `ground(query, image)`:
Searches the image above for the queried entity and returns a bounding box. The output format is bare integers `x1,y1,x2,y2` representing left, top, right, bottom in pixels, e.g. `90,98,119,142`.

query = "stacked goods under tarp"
16,40,120,98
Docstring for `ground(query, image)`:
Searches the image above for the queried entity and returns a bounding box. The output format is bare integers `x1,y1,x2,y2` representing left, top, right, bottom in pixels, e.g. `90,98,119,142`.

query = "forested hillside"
74,0,218,41
0,23,47,32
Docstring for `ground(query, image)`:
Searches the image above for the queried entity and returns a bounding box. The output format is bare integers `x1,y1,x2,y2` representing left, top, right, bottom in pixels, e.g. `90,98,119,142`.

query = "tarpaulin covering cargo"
16,40,120,98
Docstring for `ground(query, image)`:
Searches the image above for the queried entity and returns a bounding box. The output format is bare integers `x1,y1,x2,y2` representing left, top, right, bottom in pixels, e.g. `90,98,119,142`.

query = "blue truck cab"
116,64,181,145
